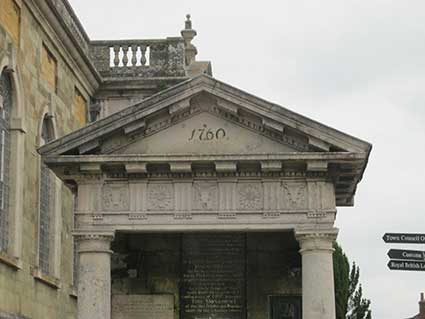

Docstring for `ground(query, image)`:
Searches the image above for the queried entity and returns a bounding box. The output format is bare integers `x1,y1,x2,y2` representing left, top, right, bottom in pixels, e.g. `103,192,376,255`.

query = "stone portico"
39,75,371,319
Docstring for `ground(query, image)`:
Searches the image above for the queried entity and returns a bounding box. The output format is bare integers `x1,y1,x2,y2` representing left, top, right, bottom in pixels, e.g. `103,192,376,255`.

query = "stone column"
75,233,114,319
295,228,339,319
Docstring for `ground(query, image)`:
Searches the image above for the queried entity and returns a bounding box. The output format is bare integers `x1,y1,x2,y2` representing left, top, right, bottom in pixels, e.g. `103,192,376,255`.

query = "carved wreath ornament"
148,184,174,211
238,183,263,210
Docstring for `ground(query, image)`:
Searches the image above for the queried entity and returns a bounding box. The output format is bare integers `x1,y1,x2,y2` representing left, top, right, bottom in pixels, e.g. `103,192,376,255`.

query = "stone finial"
181,14,198,66
185,14,192,30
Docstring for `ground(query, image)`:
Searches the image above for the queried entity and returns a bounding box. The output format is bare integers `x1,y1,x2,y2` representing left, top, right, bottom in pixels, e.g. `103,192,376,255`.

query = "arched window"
39,115,55,274
0,70,12,252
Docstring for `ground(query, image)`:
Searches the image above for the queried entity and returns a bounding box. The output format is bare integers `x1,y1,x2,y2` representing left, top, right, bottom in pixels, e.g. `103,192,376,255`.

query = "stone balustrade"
89,38,187,78
110,43,150,67
42,2,201,82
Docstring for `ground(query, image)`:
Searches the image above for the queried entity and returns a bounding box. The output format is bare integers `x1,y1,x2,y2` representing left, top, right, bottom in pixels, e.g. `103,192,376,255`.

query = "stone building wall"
0,0,94,318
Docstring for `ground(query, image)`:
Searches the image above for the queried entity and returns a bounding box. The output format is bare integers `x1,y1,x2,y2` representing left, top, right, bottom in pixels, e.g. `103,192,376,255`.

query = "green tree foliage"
333,243,372,319
333,242,350,319
346,263,372,319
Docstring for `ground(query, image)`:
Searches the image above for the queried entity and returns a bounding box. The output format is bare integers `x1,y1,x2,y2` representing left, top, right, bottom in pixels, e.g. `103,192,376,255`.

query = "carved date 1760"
188,124,226,141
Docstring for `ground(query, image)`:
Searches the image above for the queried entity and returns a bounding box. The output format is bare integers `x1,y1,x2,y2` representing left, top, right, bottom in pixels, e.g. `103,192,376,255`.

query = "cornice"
43,152,366,165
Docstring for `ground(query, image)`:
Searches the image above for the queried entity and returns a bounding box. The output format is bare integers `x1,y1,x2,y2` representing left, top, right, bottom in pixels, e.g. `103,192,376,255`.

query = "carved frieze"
192,182,218,210
282,182,307,209
102,184,130,211
75,178,338,231
147,183,174,211
237,182,263,210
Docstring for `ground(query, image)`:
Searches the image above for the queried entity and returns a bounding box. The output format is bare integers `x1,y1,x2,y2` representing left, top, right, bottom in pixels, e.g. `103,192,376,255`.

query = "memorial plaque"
270,296,302,319
181,234,246,319
112,294,174,319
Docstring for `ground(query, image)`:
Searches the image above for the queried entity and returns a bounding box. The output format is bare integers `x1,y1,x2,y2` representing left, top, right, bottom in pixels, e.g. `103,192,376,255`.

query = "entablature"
73,171,337,233
45,152,365,207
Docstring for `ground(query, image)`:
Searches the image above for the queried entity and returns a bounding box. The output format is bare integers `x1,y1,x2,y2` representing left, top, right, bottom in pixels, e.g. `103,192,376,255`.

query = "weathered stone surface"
0,2,96,318
181,234,246,319
74,89,88,126
76,233,114,319
269,296,302,319
296,229,339,319
247,233,301,319
119,112,298,155
112,295,174,319
40,44,58,91
110,233,302,319
90,39,186,79
0,0,20,44
40,74,370,207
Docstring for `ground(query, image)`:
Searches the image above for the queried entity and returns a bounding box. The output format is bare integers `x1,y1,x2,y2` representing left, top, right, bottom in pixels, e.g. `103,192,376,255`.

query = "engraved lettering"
112,295,174,319
181,234,245,319
198,127,206,140
188,124,227,142
216,128,226,139
188,129,196,141
206,128,214,140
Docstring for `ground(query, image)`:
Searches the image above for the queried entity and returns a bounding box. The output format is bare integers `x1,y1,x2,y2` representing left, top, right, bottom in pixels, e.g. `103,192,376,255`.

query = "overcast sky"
68,1,425,318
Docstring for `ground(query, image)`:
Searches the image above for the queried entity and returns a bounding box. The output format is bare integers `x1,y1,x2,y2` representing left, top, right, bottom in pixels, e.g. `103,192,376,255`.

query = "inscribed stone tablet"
112,294,174,319
181,234,246,319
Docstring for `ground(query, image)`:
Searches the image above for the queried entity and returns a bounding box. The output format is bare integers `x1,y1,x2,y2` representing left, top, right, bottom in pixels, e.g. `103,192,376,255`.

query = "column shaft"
296,229,338,319
76,233,114,319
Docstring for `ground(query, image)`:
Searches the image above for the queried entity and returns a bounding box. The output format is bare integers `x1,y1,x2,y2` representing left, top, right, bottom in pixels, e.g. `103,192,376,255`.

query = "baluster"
122,45,129,67
140,44,147,66
113,46,120,67
131,45,138,66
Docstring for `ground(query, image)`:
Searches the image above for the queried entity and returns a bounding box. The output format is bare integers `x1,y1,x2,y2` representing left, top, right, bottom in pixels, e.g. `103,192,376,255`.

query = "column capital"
73,231,115,242
74,231,115,254
295,228,339,253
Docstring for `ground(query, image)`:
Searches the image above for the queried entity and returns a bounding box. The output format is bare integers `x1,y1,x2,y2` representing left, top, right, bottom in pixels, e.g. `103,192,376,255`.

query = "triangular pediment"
110,111,300,155
39,74,371,157
39,75,372,207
